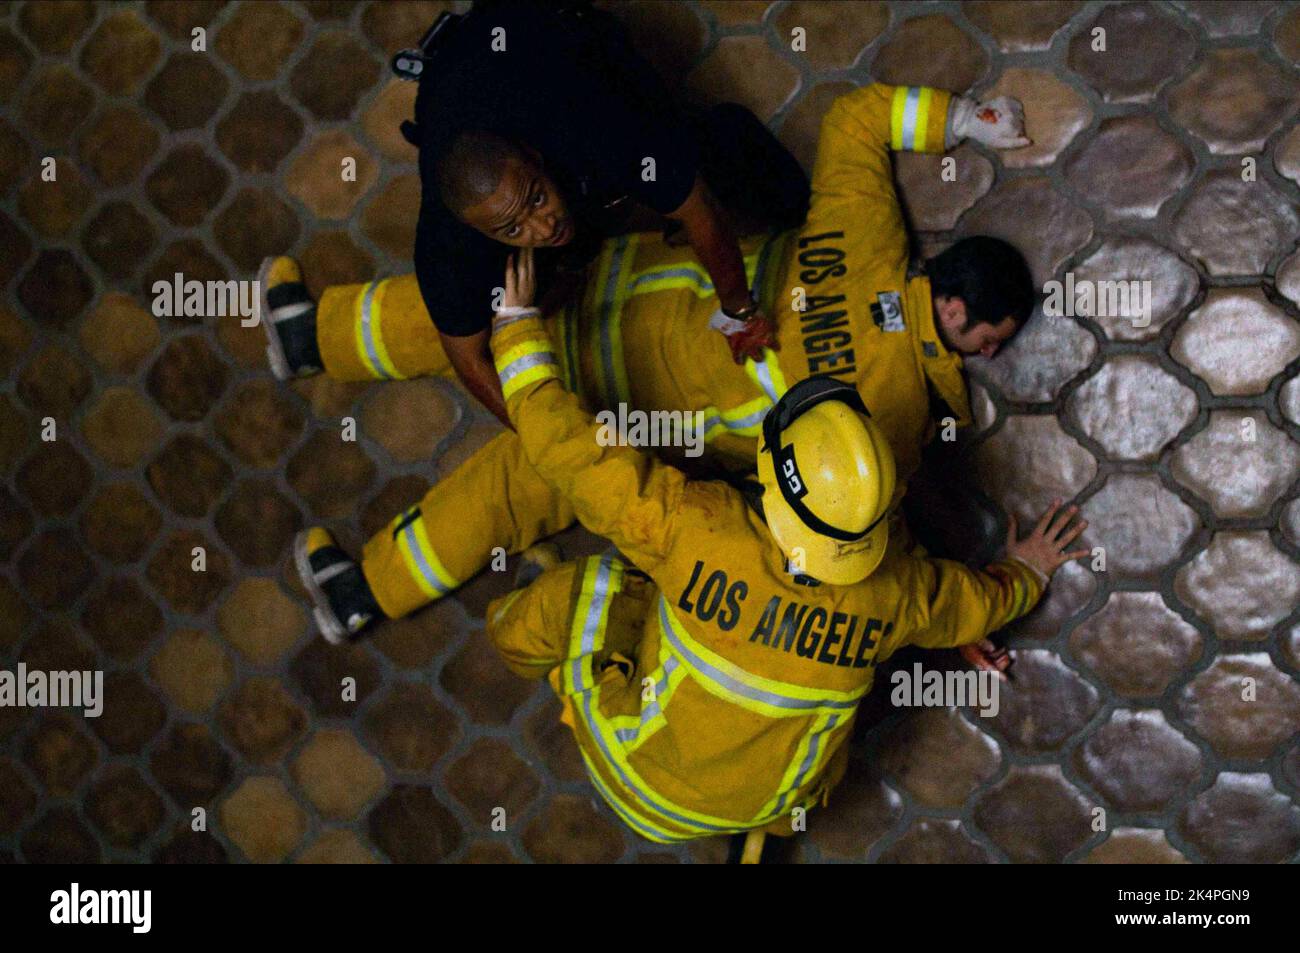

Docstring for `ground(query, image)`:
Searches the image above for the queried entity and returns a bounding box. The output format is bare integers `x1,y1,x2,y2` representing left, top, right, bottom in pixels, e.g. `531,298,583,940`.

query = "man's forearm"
673,179,751,313
450,348,511,427
465,371,511,427
689,214,751,313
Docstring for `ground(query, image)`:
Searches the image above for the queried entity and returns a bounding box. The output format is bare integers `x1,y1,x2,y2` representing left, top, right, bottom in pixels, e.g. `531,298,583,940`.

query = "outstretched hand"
960,95,1032,150
502,247,536,310
1005,498,1089,579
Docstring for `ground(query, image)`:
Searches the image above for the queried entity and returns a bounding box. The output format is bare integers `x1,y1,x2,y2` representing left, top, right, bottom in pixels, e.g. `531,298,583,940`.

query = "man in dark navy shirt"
405,0,809,424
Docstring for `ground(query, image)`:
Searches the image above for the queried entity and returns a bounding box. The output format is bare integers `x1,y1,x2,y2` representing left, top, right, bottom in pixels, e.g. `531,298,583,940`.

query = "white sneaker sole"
293,530,348,646
258,257,293,382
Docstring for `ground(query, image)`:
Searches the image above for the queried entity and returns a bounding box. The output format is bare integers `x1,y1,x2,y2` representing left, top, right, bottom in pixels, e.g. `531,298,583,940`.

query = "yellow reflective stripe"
555,303,578,390
1001,564,1024,621
562,555,624,695
761,716,822,819
607,286,631,409
575,681,748,835
745,349,789,403
716,396,772,439
394,511,458,600
490,589,524,628
767,354,789,396
607,654,687,755
697,407,728,443
590,235,637,408
577,747,694,843
891,86,928,152
588,241,618,408
625,248,762,299
565,302,583,394
354,279,401,380
552,306,567,385
914,87,933,152
501,362,559,401
604,612,676,752
494,339,552,374
988,560,1036,624
496,339,560,400
754,230,790,306
658,599,866,718
1010,561,1038,621
696,395,771,444
752,711,844,825
890,86,908,151
626,263,711,297
370,280,400,377
721,395,771,425
561,558,595,694
900,86,922,150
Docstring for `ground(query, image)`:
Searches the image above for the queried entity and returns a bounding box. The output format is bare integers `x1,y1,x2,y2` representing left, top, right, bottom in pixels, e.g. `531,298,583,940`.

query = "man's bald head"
434,130,574,248
435,131,529,215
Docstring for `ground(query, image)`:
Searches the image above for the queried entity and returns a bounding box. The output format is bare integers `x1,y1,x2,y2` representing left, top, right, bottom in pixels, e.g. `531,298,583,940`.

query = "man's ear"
934,294,968,332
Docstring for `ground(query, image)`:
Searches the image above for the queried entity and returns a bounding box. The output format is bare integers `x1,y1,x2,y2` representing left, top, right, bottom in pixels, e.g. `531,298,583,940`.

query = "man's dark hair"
924,236,1036,330
434,130,528,215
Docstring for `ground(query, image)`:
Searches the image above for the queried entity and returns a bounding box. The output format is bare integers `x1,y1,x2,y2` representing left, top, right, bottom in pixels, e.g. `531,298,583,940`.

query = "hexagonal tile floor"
2,0,1299,863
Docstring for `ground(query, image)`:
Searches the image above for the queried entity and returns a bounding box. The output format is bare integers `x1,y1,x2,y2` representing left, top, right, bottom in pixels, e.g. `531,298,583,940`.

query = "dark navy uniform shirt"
411,1,699,337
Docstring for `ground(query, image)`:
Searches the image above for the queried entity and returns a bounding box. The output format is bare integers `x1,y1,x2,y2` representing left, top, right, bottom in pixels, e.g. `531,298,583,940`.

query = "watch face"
722,296,758,319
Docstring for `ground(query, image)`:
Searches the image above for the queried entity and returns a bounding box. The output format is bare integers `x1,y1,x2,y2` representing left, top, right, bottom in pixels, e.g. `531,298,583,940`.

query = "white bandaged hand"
948,96,1031,150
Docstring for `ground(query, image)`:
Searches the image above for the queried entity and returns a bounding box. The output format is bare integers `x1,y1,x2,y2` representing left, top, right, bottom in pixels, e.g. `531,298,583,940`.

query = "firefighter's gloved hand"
710,309,778,364
948,96,1031,150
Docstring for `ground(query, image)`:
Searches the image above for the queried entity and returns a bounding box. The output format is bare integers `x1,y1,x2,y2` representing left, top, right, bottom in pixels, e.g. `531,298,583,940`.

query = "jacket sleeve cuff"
945,95,974,150
1007,555,1050,589
490,313,561,404
985,557,1047,626
887,86,954,153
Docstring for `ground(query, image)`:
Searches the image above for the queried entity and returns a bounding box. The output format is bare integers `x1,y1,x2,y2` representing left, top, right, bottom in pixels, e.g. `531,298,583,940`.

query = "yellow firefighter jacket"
564,82,970,489
485,310,1044,843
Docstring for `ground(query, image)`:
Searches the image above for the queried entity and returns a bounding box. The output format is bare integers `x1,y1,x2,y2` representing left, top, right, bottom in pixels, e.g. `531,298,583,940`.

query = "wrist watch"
721,296,760,321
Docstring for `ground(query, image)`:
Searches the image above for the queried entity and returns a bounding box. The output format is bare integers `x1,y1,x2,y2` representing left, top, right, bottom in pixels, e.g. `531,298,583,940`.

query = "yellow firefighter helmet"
756,376,896,585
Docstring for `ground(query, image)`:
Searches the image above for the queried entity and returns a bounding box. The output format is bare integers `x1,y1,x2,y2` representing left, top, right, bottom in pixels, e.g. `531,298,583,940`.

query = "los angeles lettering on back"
676,560,891,670
796,231,856,380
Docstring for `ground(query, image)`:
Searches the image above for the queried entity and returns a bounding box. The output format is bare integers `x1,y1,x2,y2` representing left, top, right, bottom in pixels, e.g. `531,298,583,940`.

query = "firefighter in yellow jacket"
380,248,1084,842
275,84,1037,642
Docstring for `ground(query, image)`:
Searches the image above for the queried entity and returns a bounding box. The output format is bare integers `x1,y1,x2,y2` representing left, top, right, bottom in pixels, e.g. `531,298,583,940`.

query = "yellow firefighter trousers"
317,233,787,620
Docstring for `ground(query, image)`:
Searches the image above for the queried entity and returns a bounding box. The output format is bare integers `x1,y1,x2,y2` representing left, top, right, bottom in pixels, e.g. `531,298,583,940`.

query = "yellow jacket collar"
906,275,973,428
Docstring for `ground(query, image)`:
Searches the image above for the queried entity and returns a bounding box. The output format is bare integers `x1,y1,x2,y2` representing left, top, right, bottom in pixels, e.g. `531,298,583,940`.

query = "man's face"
458,154,574,248
934,295,1018,358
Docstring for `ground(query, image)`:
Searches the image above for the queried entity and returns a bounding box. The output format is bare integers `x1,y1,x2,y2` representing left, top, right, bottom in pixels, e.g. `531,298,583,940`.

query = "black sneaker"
294,528,384,644
258,256,323,380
